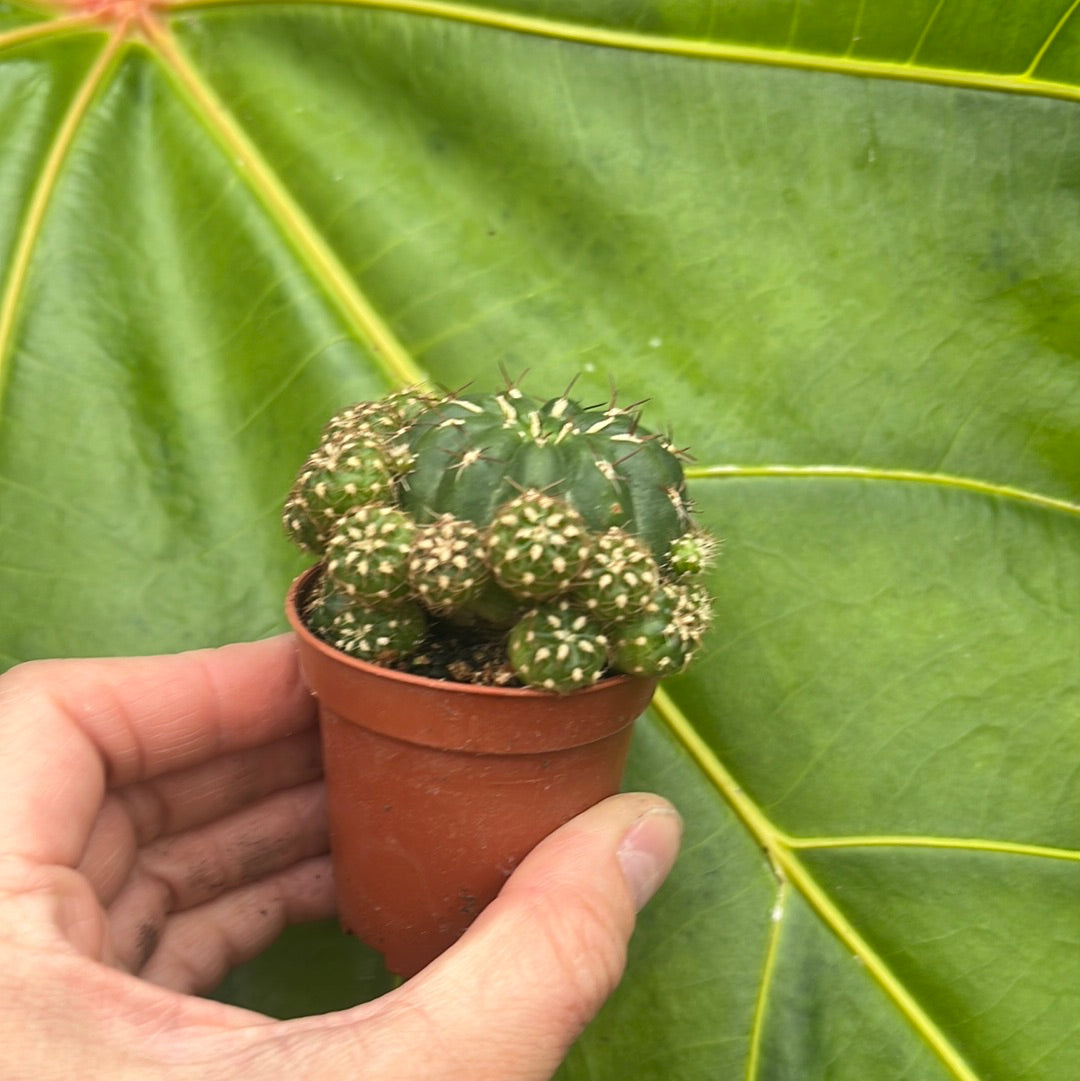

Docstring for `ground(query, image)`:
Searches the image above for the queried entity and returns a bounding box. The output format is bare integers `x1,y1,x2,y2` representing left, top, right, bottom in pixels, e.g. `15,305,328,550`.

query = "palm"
0,635,679,1081
0,637,332,991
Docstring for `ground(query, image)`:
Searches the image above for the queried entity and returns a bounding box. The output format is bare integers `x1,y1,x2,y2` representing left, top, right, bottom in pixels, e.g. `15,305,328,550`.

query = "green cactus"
324,602,428,664
304,570,427,662
397,388,692,560
284,380,716,692
283,437,394,553
325,505,417,603
610,579,713,677
506,601,609,693
407,514,491,613
575,528,661,622
668,528,719,577
486,491,592,600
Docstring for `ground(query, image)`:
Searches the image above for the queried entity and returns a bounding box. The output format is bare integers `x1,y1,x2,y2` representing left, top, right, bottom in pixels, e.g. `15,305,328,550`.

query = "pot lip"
285,565,650,700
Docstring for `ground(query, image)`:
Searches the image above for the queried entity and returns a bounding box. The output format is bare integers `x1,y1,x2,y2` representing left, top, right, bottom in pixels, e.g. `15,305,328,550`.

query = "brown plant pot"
285,566,658,978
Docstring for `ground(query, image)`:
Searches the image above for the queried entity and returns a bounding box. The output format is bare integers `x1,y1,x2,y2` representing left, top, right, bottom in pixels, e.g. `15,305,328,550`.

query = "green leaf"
2,2,1079,1078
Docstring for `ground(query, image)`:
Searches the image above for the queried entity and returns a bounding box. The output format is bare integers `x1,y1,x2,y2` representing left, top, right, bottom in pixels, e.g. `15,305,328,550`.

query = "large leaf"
2,2,1079,1077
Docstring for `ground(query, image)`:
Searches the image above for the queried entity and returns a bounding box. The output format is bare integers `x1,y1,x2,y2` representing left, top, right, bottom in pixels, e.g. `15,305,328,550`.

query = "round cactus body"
575,528,660,621
610,580,713,677
320,389,428,474
282,491,327,555
668,528,719,577
284,382,716,691
507,602,610,693
486,491,591,600
303,570,427,663
399,389,691,561
326,505,417,603
446,579,522,629
321,400,397,449
325,601,428,664
407,514,491,612
284,438,395,553
303,573,354,637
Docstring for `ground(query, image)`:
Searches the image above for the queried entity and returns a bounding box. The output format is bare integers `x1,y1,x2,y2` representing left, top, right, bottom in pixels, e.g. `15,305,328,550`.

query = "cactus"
610,579,713,678
576,528,660,621
325,505,417,603
486,491,592,600
507,601,610,693
284,380,716,692
303,572,427,663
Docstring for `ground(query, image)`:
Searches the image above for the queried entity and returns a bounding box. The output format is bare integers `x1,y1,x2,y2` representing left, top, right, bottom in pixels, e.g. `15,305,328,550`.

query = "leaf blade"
1,4,1079,1078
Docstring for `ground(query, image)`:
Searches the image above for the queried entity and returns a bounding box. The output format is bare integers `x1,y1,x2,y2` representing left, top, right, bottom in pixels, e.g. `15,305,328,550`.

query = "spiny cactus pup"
283,381,716,692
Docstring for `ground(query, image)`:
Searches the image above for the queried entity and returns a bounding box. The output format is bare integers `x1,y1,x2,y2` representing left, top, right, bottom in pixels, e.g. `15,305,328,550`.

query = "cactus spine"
284,382,714,691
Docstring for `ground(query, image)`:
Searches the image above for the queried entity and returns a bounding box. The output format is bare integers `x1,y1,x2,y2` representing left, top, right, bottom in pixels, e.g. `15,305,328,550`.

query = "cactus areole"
283,383,715,694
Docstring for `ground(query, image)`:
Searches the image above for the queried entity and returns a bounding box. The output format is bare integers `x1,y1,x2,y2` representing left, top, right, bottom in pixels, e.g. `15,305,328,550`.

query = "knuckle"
0,659,43,698
524,885,630,1035
0,658,81,714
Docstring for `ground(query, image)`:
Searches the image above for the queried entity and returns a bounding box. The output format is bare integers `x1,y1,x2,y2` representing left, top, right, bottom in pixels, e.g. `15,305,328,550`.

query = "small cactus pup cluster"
283,382,716,693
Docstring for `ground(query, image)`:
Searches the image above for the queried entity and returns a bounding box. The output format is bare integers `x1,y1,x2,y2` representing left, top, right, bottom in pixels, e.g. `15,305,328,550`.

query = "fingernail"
616,806,682,912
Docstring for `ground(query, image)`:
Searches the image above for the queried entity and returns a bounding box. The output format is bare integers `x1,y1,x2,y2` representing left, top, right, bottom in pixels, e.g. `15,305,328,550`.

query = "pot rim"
285,564,644,700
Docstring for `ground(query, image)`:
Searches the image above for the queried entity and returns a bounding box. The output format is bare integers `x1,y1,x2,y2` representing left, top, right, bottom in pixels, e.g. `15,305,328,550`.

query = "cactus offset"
610,579,712,677
304,570,427,662
576,528,660,621
283,437,394,554
283,380,716,692
326,505,417,603
324,602,428,664
407,514,491,613
668,528,719,577
507,601,609,693
486,491,591,600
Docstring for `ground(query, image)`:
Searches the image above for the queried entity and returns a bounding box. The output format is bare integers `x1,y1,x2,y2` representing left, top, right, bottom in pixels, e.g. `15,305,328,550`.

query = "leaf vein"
164,0,1080,104
0,24,126,411
687,464,1080,517
142,16,427,390
907,0,946,66
1026,0,1080,76
0,14,98,54
789,835,1080,862
745,880,787,1081
654,685,984,1081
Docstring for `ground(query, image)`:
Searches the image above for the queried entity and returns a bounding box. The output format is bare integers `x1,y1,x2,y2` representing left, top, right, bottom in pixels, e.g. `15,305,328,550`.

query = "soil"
389,620,521,687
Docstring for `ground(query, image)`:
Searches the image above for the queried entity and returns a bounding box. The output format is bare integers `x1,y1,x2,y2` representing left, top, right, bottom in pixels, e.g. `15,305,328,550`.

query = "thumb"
206,793,681,1081
376,791,682,1080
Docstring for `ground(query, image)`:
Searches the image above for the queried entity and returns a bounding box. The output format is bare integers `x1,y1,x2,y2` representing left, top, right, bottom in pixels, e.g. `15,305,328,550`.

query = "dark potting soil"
390,623,521,687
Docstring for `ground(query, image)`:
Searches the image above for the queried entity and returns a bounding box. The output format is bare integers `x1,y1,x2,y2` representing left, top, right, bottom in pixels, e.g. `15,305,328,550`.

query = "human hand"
0,635,681,1080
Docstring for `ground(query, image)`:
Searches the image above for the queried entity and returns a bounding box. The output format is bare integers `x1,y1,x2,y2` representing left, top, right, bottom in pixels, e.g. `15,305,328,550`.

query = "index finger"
0,634,317,866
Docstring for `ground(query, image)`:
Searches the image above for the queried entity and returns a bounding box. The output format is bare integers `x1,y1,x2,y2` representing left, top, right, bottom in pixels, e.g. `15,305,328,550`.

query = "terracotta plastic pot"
285,566,658,977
